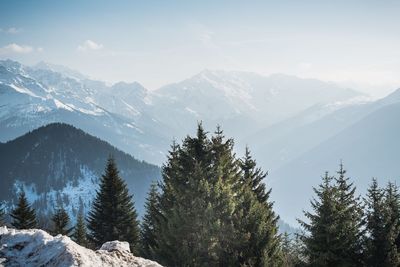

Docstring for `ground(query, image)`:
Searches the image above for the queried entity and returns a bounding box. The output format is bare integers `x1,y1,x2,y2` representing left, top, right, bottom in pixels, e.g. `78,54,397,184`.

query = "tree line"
0,123,399,267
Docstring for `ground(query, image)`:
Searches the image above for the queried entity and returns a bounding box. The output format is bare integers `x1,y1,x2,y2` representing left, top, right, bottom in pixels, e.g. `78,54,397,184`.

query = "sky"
0,0,400,96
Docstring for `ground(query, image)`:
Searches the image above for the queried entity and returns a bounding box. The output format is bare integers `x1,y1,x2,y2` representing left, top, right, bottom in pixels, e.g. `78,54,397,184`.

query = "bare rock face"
0,227,162,267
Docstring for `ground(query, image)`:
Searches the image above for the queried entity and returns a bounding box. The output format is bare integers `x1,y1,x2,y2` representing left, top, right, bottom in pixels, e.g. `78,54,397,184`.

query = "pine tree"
73,209,88,247
87,156,140,253
334,163,364,266
237,147,282,266
153,124,282,266
140,182,160,260
382,182,400,266
51,206,73,236
300,164,364,267
240,146,269,203
11,191,37,229
299,172,344,266
364,178,387,266
0,205,5,226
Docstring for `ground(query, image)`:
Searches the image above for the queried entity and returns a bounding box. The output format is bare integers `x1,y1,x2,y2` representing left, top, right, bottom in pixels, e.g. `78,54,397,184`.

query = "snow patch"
100,241,130,253
0,227,163,267
12,166,99,220
9,84,42,99
53,99,74,112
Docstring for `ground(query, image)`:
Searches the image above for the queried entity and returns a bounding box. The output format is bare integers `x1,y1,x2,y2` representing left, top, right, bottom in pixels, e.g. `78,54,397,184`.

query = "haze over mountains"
1,58,399,225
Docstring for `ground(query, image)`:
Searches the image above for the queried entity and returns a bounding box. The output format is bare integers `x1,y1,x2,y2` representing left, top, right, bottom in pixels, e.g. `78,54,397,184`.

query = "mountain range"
2,58,400,226
0,59,361,165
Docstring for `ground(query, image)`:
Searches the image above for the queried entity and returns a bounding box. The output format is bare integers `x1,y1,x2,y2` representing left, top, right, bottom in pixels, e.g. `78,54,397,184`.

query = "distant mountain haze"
3,59,399,226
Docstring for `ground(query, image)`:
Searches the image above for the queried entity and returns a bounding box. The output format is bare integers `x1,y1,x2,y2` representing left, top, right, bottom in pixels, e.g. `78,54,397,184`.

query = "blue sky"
1,0,399,95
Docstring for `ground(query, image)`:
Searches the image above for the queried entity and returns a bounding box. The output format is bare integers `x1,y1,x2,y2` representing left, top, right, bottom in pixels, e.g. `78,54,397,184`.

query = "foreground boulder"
0,227,162,267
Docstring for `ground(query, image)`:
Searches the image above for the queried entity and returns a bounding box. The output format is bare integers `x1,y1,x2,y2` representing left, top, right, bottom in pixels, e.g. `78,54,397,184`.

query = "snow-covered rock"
99,241,130,253
0,227,162,267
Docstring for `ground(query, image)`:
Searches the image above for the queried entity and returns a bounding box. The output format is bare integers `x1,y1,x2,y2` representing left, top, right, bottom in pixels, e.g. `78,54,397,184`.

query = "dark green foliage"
384,182,400,265
299,173,340,266
364,179,400,266
334,163,364,265
73,209,88,247
51,206,73,236
236,147,282,266
0,123,161,216
0,204,4,226
240,146,269,203
299,164,364,267
364,178,388,266
140,182,160,259
10,191,37,229
151,124,282,266
87,156,140,253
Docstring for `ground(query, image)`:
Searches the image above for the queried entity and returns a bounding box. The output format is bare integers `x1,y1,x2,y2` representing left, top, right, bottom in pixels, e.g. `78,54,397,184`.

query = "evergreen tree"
0,205,5,226
334,163,364,266
382,182,400,265
10,191,37,229
73,209,88,247
51,206,73,236
237,147,282,266
299,164,364,267
364,178,387,266
240,146,269,203
140,182,160,260
153,124,282,266
87,156,140,253
299,172,342,266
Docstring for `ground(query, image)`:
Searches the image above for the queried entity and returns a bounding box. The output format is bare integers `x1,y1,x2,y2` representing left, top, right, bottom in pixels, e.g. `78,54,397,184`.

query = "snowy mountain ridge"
0,59,362,165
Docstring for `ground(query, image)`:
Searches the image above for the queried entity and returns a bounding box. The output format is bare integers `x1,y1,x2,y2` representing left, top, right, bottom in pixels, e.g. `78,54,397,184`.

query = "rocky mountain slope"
0,60,362,164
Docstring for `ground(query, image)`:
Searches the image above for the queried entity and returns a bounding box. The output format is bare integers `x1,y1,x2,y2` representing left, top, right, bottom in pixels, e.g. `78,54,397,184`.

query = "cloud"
37,47,44,52
0,27,22,34
0,43,33,54
77,40,103,51
7,27,22,34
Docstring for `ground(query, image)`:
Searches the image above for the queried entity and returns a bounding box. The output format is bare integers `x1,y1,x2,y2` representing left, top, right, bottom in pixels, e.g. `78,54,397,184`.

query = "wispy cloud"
0,27,23,34
77,40,103,51
0,43,33,54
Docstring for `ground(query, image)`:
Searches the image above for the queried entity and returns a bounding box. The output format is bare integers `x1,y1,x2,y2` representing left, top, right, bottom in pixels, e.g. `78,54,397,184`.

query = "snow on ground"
0,227,162,267
12,165,99,221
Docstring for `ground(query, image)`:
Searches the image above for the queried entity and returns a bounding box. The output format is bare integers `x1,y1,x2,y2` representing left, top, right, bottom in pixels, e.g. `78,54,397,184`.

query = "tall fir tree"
364,178,387,267
73,209,88,247
382,182,400,266
300,164,364,267
87,156,140,253
237,147,282,266
140,181,160,260
10,191,37,229
334,163,364,266
299,172,345,266
51,206,73,236
153,124,282,266
0,204,4,226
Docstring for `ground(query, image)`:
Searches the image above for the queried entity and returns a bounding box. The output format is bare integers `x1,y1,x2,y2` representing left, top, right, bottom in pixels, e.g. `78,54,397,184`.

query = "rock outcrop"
0,227,162,267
